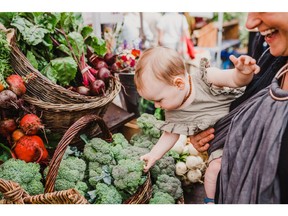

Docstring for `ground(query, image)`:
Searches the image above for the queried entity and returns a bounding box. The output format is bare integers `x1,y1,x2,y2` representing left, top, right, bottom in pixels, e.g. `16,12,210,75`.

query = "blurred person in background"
157,12,190,55
118,12,153,50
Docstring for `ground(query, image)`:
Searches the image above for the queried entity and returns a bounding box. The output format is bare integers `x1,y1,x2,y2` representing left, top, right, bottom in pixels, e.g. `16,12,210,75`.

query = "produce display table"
103,102,135,133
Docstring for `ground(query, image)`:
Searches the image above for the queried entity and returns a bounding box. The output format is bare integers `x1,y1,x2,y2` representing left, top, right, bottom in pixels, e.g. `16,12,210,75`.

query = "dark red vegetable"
104,53,117,66
96,61,108,70
0,118,17,138
90,80,106,96
97,67,112,83
0,89,19,109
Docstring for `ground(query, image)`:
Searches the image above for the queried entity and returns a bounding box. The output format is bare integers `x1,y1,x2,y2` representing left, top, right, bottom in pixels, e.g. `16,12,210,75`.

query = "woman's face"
246,13,288,57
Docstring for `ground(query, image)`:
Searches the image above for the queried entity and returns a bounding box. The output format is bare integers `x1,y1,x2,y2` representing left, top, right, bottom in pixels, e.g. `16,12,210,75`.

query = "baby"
134,46,260,204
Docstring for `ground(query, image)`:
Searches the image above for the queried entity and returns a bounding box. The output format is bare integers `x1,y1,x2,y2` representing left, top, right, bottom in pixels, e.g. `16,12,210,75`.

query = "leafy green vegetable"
0,31,13,87
41,56,77,86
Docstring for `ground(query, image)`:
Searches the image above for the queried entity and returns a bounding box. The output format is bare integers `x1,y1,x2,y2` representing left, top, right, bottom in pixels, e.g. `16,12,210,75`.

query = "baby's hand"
229,55,260,75
140,153,157,173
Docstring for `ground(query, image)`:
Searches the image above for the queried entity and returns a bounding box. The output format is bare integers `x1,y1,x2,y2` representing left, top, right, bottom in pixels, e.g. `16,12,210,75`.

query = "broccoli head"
113,145,149,162
0,159,44,195
112,159,146,195
83,138,114,165
136,113,162,139
75,181,88,196
151,155,176,181
44,156,87,193
130,133,154,149
88,162,112,187
149,191,175,204
92,183,122,204
112,133,130,147
153,174,183,200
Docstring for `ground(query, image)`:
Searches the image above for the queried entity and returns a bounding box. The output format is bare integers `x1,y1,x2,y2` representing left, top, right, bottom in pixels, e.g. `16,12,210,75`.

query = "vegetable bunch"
170,135,208,186
0,12,116,96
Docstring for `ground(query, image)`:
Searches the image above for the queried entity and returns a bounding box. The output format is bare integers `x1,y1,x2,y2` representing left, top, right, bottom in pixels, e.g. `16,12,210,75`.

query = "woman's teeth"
261,29,276,37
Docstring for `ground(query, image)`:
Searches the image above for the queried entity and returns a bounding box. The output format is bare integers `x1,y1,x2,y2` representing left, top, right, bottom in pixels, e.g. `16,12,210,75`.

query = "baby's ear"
173,77,185,90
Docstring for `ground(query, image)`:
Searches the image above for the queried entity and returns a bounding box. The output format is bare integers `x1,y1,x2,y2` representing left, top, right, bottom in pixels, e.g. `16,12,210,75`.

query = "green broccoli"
83,138,114,165
0,159,44,196
88,162,112,187
75,181,88,196
114,145,150,162
112,158,146,195
130,133,154,149
91,183,122,204
149,191,175,204
153,174,183,200
112,133,130,147
136,113,162,139
151,155,176,181
44,156,87,194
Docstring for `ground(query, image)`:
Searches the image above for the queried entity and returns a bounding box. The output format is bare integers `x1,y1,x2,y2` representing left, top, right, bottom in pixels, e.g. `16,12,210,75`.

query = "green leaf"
33,12,61,32
58,12,83,33
11,16,49,46
0,143,12,162
41,56,77,86
56,44,70,56
86,35,107,57
68,31,85,58
81,26,93,40
0,12,16,27
26,50,38,70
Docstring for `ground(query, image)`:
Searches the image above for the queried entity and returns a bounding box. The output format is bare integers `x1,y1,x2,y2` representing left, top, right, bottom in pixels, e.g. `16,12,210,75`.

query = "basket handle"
44,114,112,193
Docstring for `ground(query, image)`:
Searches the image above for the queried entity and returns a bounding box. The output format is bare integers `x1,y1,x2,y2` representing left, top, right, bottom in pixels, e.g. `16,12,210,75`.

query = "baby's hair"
134,46,187,90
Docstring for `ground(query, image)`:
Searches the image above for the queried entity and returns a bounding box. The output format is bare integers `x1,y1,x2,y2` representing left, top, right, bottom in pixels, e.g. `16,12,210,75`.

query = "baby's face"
137,71,186,110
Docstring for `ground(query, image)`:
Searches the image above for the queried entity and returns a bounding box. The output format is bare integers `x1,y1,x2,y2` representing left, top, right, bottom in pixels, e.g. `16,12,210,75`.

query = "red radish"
97,67,112,83
104,53,117,66
0,118,17,137
90,79,106,96
19,114,43,135
13,135,48,163
12,129,25,142
6,74,26,96
96,61,108,70
0,89,18,109
76,86,90,96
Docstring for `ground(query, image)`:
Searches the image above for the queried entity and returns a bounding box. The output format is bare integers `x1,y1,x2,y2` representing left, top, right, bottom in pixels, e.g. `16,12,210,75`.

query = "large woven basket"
44,114,152,204
9,31,121,104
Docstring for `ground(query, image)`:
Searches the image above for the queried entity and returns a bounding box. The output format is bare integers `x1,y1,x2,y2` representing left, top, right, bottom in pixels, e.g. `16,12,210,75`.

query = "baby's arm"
206,55,260,88
140,131,180,172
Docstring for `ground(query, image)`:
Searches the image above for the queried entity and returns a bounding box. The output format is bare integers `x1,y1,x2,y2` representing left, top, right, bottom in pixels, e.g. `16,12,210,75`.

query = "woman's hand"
189,128,215,152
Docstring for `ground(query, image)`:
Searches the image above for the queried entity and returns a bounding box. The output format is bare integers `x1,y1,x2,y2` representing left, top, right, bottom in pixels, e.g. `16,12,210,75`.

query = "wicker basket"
44,114,152,204
0,115,152,204
9,32,121,104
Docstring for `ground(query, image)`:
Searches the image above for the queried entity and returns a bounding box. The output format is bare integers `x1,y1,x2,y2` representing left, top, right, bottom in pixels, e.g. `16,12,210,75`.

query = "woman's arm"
206,55,260,88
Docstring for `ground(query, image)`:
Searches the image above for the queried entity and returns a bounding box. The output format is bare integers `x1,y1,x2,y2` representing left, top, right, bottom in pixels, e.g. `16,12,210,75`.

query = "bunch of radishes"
70,47,118,97
171,135,208,186
0,113,48,164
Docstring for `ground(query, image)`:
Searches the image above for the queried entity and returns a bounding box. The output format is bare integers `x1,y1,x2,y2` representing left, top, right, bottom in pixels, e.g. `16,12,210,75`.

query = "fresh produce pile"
0,113,185,204
0,12,118,96
170,135,208,186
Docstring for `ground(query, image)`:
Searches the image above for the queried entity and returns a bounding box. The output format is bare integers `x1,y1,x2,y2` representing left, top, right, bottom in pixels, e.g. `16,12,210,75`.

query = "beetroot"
6,74,26,96
0,118,17,137
76,86,91,96
97,67,112,83
13,135,48,163
90,80,106,96
0,89,18,109
104,53,117,66
96,61,108,70
19,114,43,135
